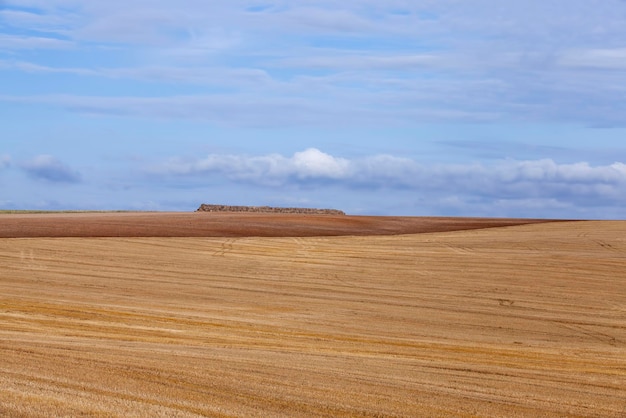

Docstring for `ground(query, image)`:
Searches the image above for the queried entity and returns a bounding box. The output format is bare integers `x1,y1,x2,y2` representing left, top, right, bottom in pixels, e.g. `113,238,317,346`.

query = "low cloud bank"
148,148,626,211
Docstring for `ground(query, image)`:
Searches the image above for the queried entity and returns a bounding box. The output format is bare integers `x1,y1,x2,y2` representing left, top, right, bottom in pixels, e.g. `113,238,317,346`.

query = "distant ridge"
196,204,345,215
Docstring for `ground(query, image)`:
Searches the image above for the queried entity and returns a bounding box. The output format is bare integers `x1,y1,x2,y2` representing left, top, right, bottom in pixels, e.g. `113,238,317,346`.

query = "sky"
1,0,626,218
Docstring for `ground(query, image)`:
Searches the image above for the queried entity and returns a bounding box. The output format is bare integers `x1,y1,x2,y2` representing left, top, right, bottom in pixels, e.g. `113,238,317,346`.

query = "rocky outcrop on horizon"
196,204,345,215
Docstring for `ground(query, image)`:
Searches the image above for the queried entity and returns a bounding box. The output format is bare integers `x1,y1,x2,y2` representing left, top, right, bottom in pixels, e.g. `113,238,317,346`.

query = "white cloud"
291,148,350,179
150,148,350,186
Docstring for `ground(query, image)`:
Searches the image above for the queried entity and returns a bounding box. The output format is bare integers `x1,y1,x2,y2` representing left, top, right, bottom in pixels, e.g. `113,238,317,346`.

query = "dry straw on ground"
0,213,624,417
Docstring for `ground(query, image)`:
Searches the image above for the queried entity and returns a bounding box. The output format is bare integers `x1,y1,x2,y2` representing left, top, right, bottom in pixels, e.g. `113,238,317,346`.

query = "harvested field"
0,214,625,417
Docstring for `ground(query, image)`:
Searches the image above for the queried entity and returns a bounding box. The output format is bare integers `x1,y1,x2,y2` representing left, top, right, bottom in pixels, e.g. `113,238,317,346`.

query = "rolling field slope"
0,215,625,416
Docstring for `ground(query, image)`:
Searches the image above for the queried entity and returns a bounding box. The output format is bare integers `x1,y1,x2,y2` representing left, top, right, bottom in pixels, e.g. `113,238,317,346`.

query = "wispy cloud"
0,60,273,87
0,34,73,50
276,54,442,70
2,66,626,127
21,155,81,183
0,7,76,33
3,1,626,126
0,94,388,127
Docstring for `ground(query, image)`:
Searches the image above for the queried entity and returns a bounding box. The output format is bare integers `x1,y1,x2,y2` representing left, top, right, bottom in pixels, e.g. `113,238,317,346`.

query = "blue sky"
1,0,626,218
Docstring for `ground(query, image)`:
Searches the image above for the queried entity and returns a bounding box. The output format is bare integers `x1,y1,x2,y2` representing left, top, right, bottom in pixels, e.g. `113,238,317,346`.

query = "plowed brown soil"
0,211,553,237
1,214,625,417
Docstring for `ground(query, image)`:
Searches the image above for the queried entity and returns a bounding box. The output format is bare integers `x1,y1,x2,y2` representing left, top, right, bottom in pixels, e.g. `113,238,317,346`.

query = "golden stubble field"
0,214,625,417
